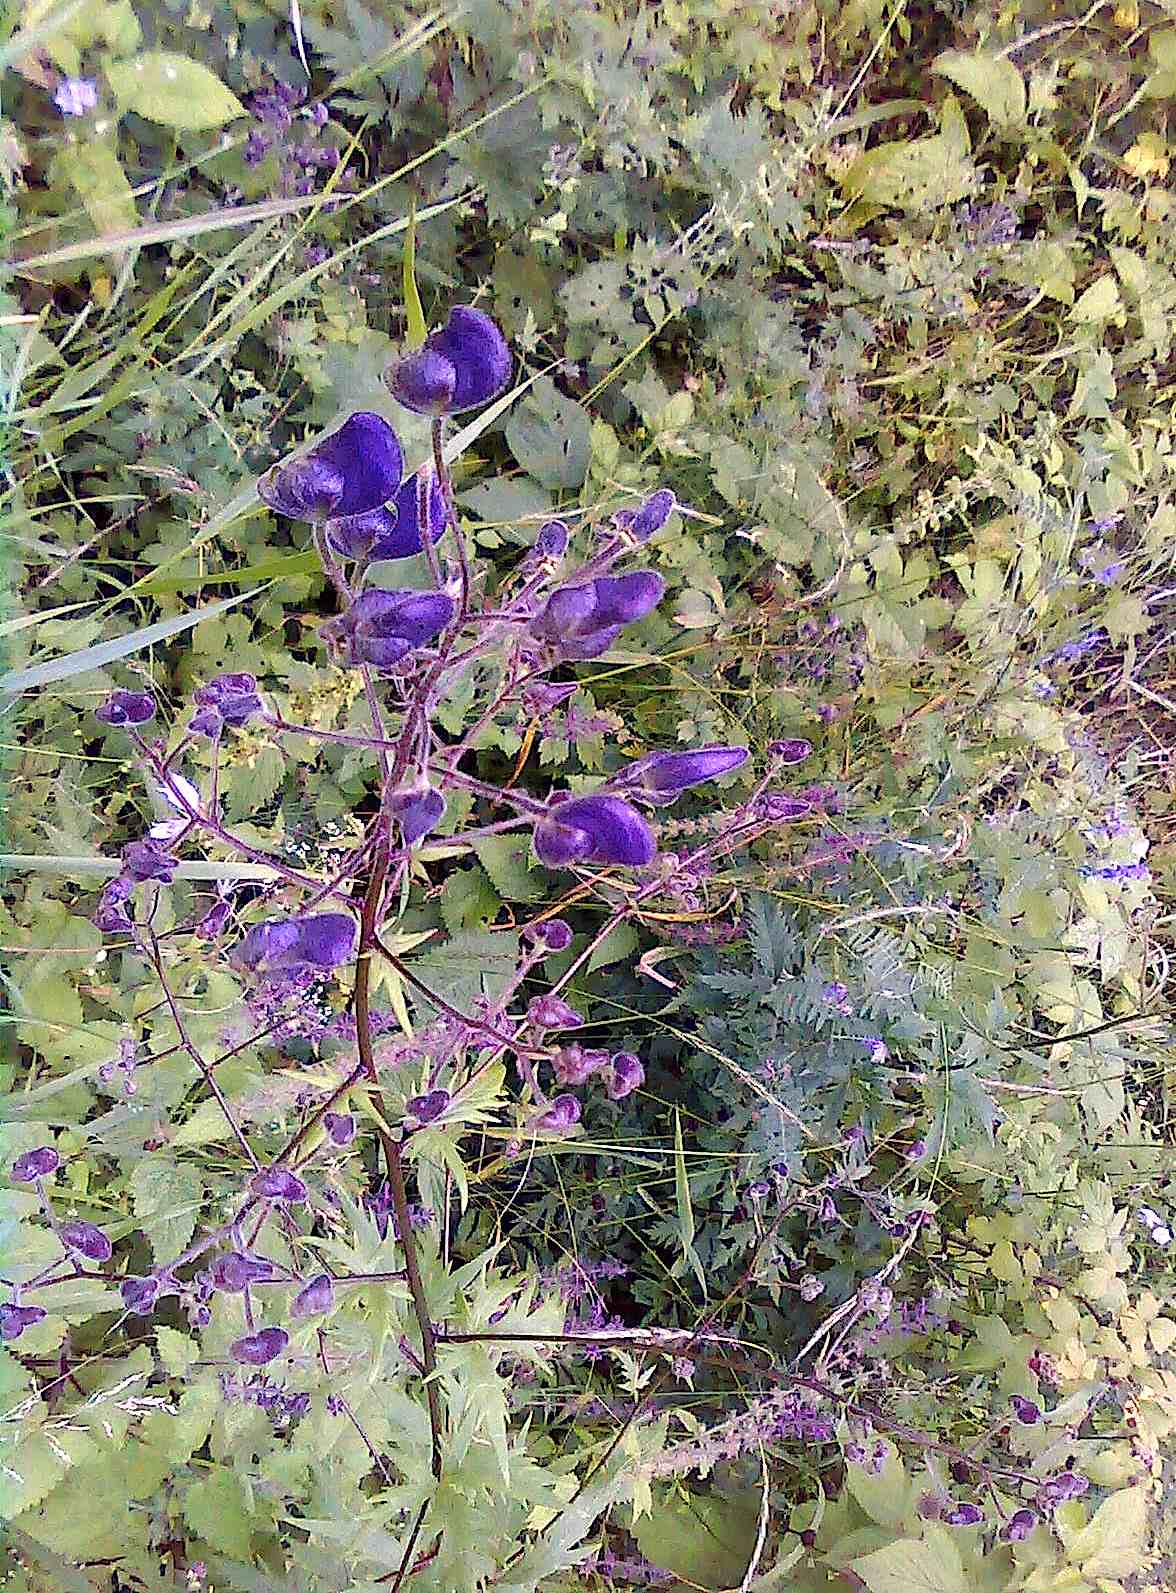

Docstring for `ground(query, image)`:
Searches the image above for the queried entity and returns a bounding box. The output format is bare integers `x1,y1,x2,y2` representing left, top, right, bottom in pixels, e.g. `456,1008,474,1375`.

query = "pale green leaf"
182,1467,255,1558
128,1158,204,1263
852,1528,971,1593
933,50,1026,124
106,51,246,129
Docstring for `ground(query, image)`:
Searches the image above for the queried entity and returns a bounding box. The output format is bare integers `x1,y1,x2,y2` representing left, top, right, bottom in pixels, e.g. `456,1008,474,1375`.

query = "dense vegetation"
2,1,1175,1589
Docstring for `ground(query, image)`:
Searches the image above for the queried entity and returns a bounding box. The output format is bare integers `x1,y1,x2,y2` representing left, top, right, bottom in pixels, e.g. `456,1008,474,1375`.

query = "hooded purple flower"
93,876,135,934
291,1274,335,1319
551,1044,608,1086
320,588,454,670
120,1276,163,1315
259,412,404,523
620,745,749,805
615,489,676,542
532,571,665,659
209,1252,281,1292
532,1094,581,1133
389,786,446,845
768,738,812,765
606,1052,644,1100
229,913,356,978
406,1089,450,1124
231,1327,289,1366
387,306,511,416
324,1112,356,1146
121,840,176,884
95,691,156,727
527,995,584,1030
251,1166,308,1203
192,672,263,733
11,1146,60,1182
1002,1509,1038,1542
0,1303,47,1340
326,470,451,561
533,794,656,869
60,1221,113,1262
533,519,570,560
525,918,574,953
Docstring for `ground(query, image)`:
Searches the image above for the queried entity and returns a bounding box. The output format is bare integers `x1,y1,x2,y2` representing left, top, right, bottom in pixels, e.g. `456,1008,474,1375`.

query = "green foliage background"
2,0,1176,1588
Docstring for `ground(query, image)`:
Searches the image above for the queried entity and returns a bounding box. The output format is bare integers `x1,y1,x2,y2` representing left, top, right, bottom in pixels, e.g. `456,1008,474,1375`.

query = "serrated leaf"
504,375,592,489
155,1326,200,1378
106,52,246,129
1067,1487,1148,1577
128,1158,204,1262
842,134,975,209
409,930,519,1016
182,1467,255,1558
472,834,544,901
852,1528,971,1593
933,50,1025,124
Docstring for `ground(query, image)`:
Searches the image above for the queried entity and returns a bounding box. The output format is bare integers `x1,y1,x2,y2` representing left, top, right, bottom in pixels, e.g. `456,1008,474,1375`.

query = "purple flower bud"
1040,1470,1088,1505
259,412,404,522
1002,1509,1038,1542
11,1146,60,1182
389,786,446,845
387,306,511,416
527,995,584,1030
944,1504,984,1527
59,1220,113,1262
251,1166,309,1203
121,840,176,883
606,1051,644,1100
0,1303,47,1340
95,690,156,727
533,571,665,659
532,1093,581,1133
534,519,569,559
229,913,356,977
323,1112,356,1146
1010,1394,1041,1424
120,1276,162,1314
291,1273,335,1319
533,794,656,869
230,1327,289,1366
551,1044,608,1085
624,745,749,804
93,879,135,934
320,588,453,670
616,489,676,542
209,1252,281,1292
196,899,232,940
188,706,223,738
193,672,262,728
525,918,574,952
768,738,812,764
406,1089,450,1124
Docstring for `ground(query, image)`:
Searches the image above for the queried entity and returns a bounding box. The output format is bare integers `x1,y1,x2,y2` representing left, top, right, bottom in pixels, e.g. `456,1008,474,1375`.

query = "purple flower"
768,738,812,764
120,1276,163,1314
525,918,574,953
533,571,665,659
533,519,570,559
54,77,98,116
1010,1394,1041,1424
323,1112,356,1146
621,745,749,805
389,786,446,845
320,587,453,670
291,1274,335,1319
229,913,357,978
862,1037,888,1065
231,1327,289,1366
527,995,583,1030
259,412,404,523
615,489,676,542
944,1504,984,1527
327,469,451,561
0,1303,47,1340
251,1166,308,1203
59,1221,113,1262
95,690,156,727
209,1252,281,1292
551,1044,608,1085
406,1089,450,1124
121,840,176,884
533,793,656,869
532,1094,581,1133
1002,1508,1038,1542
606,1051,644,1100
11,1146,60,1182
387,306,511,416
1039,1470,1089,1507
192,672,263,731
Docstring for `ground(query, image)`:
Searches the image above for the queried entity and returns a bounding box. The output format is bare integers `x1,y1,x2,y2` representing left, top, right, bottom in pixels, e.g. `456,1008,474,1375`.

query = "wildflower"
861,1036,888,1065
526,995,583,1030
1002,1508,1038,1542
524,918,574,953
406,1089,450,1124
258,412,404,523
618,745,749,805
230,1327,289,1366
11,1146,60,1182
532,519,569,559
388,785,446,845
821,981,851,1013
323,1112,355,1146
944,1503,984,1527
320,588,453,670
95,690,156,727
229,913,357,978
387,305,511,416
291,1274,335,1319
326,469,451,561
59,1221,113,1262
753,792,812,822
532,793,656,869
251,1166,308,1203
1010,1394,1041,1424
120,1276,163,1314
53,77,98,116
532,571,665,659
551,1044,608,1085
531,1094,581,1133
799,1274,824,1302
0,1303,47,1340
606,1051,644,1100
767,738,812,764
1038,1471,1089,1508
190,672,263,738
907,1138,928,1161
614,488,676,542
121,840,176,884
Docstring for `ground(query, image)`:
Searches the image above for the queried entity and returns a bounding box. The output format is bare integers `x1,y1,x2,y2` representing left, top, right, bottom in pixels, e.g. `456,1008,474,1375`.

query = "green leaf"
106,52,246,129
852,1528,971,1593
633,1486,760,1589
933,50,1026,124
842,133,975,210
52,139,137,240
409,930,520,1016
128,1158,204,1263
846,1443,914,1528
402,200,427,349
182,1467,255,1558
473,834,544,901
504,374,592,489
673,1108,705,1296
586,920,638,973
1067,1487,1148,1577
155,1326,200,1378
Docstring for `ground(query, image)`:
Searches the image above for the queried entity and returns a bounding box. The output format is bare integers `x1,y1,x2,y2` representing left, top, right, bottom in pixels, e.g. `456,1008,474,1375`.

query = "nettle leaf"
852,1527,972,1593
504,375,592,489
106,53,246,130
933,51,1026,124
128,1157,204,1263
472,834,544,902
439,863,502,933
182,1466,256,1559
409,930,520,1016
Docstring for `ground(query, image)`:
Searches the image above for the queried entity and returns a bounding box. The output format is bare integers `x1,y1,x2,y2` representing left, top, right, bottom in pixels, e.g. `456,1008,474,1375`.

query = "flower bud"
406,1089,450,1125
551,1044,608,1085
0,1303,47,1340
192,672,263,729
121,840,176,883
525,918,573,953
1010,1394,1041,1424
210,1252,280,1292
320,588,453,670
323,1112,356,1146
95,690,156,727
251,1166,308,1203
526,995,583,1030
386,306,511,416
291,1273,335,1319
615,488,676,542
120,1276,162,1314
622,745,749,804
606,1052,644,1100
534,519,569,559
532,1094,581,1133
59,1220,113,1262
230,1327,289,1366
533,571,665,660
230,913,356,978
389,786,446,845
533,794,655,869
768,738,812,765
11,1146,60,1182
259,412,404,522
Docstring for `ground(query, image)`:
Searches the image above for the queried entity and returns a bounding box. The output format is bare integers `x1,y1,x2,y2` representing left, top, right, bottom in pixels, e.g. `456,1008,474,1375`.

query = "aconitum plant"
8,304,832,1585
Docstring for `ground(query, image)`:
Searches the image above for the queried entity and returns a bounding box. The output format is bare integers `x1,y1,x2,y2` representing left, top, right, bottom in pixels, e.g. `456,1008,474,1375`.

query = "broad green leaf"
853,1528,971,1593
933,50,1026,124
1070,275,1122,324
106,52,246,129
182,1467,255,1558
1067,1487,1148,1577
586,919,638,973
504,374,592,488
472,834,544,901
52,139,136,240
633,1486,760,1589
128,1158,204,1262
842,134,975,209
